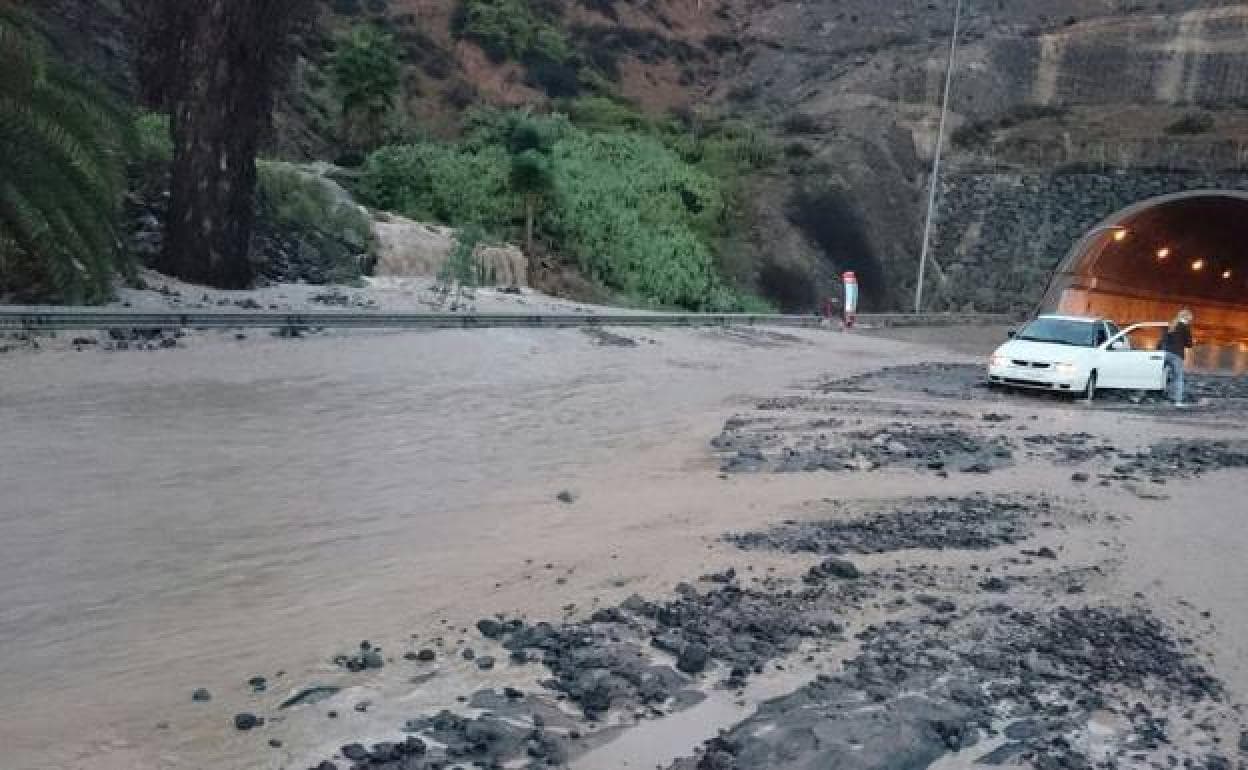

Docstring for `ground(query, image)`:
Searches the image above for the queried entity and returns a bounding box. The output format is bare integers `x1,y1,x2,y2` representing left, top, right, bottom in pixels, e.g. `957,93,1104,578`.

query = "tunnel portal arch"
1040,190,1248,350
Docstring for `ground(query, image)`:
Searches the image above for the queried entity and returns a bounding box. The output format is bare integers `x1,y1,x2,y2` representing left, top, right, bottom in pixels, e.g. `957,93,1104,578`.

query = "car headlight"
990,355,1008,368
1054,363,1077,374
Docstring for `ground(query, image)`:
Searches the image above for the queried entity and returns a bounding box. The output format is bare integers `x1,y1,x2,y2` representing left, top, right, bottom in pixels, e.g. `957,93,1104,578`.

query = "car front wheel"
1082,371,1097,402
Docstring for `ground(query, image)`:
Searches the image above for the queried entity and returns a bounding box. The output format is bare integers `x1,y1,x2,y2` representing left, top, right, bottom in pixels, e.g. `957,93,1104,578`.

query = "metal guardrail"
0,307,1017,333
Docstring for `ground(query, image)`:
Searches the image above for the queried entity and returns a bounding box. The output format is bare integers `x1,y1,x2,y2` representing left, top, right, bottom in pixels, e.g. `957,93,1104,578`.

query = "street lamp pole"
914,0,964,313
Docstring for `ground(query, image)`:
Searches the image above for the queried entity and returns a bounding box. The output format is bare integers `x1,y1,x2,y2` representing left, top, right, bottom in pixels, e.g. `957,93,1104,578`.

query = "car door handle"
1149,355,1163,360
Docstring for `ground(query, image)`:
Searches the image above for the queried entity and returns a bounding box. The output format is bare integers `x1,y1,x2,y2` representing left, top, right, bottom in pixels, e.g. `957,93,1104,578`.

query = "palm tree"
332,24,401,153
510,149,552,254
506,116,555,255
0,2,130,303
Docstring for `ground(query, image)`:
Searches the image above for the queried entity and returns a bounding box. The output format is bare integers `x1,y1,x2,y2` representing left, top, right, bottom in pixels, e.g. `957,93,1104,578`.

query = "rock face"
720,2,1248,309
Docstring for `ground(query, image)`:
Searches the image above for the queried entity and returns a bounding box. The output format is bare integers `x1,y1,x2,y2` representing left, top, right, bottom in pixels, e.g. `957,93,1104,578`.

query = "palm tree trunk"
138,0,312,288
524,194,535,255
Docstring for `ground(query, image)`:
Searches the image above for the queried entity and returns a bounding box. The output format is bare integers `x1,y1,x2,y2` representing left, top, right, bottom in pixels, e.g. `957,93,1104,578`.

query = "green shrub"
731,293,778,314
255,162,374,283
357,142,518,228
563,96,650,132
545,131,725,309
452,0,566,64
452,0,579,96
440,223,496,287
356,105,777,310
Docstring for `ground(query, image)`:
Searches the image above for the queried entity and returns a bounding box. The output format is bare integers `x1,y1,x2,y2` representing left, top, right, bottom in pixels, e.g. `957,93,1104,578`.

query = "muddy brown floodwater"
1,324,1246,770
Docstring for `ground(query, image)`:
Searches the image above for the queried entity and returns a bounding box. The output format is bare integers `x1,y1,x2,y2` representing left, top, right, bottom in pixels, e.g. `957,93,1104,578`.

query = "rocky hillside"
713,0,1248,309
33,0,1248,310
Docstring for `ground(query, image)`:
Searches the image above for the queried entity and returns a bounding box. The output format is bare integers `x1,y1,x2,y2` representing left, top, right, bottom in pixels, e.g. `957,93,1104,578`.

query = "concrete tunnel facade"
1040,190,1248,370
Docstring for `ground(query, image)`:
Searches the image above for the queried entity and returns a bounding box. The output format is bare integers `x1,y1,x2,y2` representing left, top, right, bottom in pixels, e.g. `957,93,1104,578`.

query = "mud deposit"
1019,433,1121,465
820,362,992,399
1109,440,1248,481
670,606,1229,770
304,490,1243,770
717,423,1015,475
298,359,1248,770
306,548,1240,770
309,572,878,769
726,494,1060,555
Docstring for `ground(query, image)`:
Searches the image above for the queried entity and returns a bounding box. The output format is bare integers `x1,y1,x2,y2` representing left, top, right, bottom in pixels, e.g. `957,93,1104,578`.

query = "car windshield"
1015,318,1099,347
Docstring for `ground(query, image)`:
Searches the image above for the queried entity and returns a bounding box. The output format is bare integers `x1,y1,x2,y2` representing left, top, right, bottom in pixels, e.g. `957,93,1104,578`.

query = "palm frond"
0,9,45,99
0,6,128,303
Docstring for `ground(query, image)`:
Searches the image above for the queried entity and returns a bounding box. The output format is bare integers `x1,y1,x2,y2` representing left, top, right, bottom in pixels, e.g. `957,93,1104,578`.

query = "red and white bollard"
842,271,858,329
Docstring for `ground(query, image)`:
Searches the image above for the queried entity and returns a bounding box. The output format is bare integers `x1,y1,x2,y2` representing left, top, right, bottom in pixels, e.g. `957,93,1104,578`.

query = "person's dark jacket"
1161,322,1193,357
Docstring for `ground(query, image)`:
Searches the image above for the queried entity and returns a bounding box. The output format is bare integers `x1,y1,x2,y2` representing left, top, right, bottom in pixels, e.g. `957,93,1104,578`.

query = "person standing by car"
1161,308,1194,406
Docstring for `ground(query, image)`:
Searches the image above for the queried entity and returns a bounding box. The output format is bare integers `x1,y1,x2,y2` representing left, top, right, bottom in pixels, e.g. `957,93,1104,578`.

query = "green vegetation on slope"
452,0,581,98
356,99,775,310
4,3,764,309
452,0,569,65
545,130,722,309
0,3,131,303
360,142,518,227
448,0,703,100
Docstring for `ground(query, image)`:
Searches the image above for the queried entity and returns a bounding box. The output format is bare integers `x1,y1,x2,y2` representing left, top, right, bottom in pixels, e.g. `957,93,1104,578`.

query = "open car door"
1095,322,1169,391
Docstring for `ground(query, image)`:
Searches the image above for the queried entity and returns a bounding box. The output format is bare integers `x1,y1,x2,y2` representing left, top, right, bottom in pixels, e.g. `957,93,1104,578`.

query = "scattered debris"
728,495,1049,555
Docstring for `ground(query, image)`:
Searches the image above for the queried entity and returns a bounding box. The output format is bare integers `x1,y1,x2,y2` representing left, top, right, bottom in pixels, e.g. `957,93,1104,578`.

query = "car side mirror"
1108,339,1126,351
1006,329,1016,339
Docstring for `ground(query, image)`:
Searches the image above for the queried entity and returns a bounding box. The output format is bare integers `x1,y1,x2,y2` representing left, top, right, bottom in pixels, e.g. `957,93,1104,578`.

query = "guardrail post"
279,315,303,338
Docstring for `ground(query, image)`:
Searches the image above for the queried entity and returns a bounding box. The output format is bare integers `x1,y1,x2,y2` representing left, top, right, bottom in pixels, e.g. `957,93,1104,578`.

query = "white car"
987,315,1172,399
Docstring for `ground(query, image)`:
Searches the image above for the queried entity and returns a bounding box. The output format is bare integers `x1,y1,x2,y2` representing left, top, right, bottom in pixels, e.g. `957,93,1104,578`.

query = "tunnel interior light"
1157,247,1171,260
1111,228,1128,242
1192,259,1206,272
1223,269,1233,279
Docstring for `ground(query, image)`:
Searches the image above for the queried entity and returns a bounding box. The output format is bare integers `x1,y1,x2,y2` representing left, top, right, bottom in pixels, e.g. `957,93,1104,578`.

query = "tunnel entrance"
1041,191,1248,373
787,185,886,309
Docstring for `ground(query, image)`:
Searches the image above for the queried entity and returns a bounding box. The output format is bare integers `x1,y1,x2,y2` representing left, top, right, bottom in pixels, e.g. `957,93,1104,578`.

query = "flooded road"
0,326,922,769
3,324,1246,770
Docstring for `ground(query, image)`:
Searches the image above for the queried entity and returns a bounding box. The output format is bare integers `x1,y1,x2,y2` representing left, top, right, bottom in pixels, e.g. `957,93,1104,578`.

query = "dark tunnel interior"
786,185,885,309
